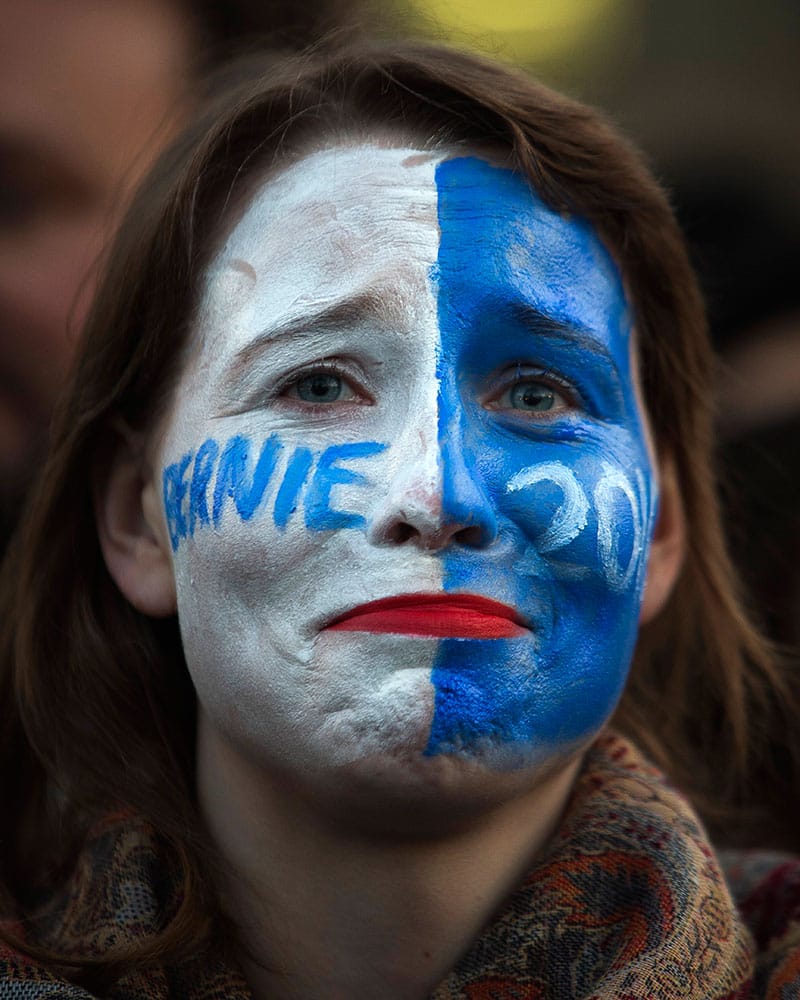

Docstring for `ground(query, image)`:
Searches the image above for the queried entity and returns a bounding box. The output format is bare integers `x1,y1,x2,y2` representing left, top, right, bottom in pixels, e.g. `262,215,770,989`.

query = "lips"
326,593,527,639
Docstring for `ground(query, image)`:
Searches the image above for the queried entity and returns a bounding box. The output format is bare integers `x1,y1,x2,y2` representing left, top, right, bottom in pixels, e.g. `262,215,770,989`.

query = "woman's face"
151,144,660,807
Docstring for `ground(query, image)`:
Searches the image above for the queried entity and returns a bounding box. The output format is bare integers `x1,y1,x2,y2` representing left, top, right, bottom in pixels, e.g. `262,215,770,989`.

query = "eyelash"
273,360,372,407
484,365,580,414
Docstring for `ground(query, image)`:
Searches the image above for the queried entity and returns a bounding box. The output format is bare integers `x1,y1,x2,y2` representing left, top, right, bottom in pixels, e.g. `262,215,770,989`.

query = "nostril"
370,505,497,549
454,524,486,548
369,495,497,550
385,522,417,545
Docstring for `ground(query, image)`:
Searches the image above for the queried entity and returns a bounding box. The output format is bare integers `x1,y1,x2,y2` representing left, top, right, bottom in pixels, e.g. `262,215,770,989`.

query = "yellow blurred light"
414,0,633,65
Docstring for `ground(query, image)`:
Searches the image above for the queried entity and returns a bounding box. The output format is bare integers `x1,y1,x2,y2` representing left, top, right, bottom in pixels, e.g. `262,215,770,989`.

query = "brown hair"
0,38,791,987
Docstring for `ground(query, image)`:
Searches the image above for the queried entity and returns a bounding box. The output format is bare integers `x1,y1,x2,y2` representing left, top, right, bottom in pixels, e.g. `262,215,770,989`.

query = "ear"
639,453,685,624
94,425,177,618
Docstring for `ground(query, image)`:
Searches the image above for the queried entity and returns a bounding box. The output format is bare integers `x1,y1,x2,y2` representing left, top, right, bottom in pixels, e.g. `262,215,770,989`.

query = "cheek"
161,431,389,555
172,508,324,637
173,524,440,771
492,443,656,595
171,518,319,725
428,440,656,761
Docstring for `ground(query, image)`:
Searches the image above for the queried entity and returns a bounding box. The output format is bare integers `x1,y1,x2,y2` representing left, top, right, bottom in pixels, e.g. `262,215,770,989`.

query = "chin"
310,737,585,838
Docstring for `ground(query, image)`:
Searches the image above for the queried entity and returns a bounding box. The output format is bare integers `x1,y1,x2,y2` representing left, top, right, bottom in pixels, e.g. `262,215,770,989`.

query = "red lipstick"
327,593,526,639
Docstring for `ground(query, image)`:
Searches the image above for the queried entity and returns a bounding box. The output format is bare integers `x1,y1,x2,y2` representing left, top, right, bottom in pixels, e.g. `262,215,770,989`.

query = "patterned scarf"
2,732,799,999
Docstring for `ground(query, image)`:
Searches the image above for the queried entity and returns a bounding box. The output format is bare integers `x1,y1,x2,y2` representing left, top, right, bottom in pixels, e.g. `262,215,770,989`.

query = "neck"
197,721,582,1000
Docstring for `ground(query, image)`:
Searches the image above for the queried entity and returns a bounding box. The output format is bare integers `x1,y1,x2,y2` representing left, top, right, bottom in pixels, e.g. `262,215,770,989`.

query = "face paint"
425,156,655,761
155,145,656,790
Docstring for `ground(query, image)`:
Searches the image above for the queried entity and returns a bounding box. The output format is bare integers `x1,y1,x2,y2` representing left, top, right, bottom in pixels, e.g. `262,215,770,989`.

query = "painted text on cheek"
162,434,386,551
507,460,650,594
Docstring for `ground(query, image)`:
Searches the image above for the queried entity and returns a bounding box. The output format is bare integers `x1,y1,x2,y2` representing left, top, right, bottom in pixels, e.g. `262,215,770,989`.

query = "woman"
1,39,798,1000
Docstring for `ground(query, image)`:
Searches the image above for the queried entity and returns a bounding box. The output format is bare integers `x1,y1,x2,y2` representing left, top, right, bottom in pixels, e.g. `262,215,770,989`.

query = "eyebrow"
219,289,390,400
216,291,625,412
511,303,622,377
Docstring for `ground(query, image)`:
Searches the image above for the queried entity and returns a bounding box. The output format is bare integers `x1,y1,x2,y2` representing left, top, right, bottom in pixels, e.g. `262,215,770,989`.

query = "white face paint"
154,144,657,805
159,147,445,779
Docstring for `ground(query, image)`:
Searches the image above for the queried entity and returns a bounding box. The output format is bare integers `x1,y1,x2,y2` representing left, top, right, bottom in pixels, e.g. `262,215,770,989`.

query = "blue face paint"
212,434,283,526
162,452,191,551
273,446,315,530
426,156,656,758
188,437,219,536
304,441,387,532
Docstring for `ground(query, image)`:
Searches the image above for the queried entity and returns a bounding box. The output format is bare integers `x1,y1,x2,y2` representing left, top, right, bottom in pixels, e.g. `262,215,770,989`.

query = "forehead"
192,143,631,372
198,147,442,332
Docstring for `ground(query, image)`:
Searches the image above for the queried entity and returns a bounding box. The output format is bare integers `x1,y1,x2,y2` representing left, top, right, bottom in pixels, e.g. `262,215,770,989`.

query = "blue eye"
509,381,558,411
484,371,574,418
275,364,368,411
294,373,344,403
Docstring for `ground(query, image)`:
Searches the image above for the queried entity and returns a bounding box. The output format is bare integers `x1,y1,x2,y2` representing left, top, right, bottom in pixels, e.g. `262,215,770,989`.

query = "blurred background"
1,0,798,645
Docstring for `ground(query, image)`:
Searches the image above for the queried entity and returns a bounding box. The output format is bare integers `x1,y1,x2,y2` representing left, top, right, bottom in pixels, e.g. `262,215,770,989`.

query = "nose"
366,417,497,551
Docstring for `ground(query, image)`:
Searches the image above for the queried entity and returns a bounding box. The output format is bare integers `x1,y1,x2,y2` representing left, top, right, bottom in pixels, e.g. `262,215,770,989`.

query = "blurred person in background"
0,0,367,546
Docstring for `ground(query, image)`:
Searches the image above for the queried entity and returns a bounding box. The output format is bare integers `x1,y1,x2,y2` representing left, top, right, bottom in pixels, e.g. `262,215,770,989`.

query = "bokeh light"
409,0,638,70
